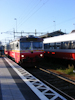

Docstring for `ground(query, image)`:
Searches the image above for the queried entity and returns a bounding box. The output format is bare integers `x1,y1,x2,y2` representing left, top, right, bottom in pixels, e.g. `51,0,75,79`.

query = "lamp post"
14,18,17,32
53,21,56,31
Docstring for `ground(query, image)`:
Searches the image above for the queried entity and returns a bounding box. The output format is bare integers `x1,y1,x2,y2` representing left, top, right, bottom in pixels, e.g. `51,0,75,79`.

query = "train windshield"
33,42,42,49
20,42,31,50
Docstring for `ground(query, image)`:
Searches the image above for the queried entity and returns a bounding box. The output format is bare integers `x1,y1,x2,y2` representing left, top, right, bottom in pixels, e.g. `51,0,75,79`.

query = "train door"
15,42,20,63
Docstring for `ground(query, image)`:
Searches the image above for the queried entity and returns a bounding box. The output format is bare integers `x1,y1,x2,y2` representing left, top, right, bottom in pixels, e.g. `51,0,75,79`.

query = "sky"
0,0,75,45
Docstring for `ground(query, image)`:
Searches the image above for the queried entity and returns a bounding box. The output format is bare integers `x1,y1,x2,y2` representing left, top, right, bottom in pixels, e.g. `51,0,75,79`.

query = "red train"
4,35,44,64
43,30,75,61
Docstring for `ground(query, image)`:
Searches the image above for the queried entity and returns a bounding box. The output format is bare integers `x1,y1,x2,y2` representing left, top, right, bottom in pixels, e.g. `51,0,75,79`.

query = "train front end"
19,35,44,64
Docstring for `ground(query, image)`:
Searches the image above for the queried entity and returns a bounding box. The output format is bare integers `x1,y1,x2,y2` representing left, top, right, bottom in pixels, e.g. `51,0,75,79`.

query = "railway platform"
0,57,67,100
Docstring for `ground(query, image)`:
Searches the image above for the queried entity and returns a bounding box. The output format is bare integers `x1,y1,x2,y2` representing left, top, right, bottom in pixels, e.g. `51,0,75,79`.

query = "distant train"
4,35,44,64
43,30,75,61
0,45,4,56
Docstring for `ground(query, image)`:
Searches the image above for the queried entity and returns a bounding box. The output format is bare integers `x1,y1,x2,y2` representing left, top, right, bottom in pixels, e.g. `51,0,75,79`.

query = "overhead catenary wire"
5,0,42,34
4,0,36,34
18,0,41,27
18,0,49,29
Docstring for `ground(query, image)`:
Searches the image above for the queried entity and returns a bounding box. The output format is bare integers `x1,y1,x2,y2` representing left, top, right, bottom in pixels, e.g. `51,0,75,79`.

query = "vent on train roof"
26,35,37,38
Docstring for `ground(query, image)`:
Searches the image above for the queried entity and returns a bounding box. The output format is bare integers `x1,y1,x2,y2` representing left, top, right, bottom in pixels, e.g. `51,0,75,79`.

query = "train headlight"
40,54,43,57
21,55,24,57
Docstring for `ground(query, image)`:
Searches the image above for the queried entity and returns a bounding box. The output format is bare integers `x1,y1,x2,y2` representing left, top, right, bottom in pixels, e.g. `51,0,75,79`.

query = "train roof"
8,35,43,44
20,35,40,39
19,35,43,41
43,31,75,44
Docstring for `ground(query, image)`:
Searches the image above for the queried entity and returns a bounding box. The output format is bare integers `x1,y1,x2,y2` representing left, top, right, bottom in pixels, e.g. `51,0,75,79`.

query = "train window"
64,42,69,49
50,43,54,46
33,42,42,49
44,44,47,49
49,42,61,49
71,41,75,49
8,44,14,50
54,43,56,49
50,43,54,49
62,41,72,49
16,43,18,48
20,42,31,50
44,43,50,49
68,41,72,49
57,46,59,49
50,46,54,49
56,43,61,49
15,43,19,50
60,42,64,49
56,43,61,45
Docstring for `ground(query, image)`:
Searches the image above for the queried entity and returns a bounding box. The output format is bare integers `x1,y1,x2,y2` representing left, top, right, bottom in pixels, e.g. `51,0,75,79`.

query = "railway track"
24,66,75,100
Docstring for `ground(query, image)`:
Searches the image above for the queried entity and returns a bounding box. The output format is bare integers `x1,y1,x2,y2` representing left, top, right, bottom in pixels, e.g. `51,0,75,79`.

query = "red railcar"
44,31,75,60
4,35,44,64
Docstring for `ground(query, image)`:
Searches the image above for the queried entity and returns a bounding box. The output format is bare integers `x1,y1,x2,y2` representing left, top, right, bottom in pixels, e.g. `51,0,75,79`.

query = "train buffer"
0,57,67,100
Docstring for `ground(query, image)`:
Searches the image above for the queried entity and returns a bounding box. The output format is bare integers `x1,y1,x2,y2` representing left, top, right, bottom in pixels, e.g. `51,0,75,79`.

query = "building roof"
39,31,66,38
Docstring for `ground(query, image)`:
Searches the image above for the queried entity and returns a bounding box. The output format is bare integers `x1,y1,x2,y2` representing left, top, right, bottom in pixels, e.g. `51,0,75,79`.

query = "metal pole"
14,18,17,32
13,28,15,39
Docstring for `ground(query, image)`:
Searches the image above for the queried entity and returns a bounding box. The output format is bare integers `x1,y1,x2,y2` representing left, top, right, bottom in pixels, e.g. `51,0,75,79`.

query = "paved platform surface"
0,57,67,100
0,57,25,100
